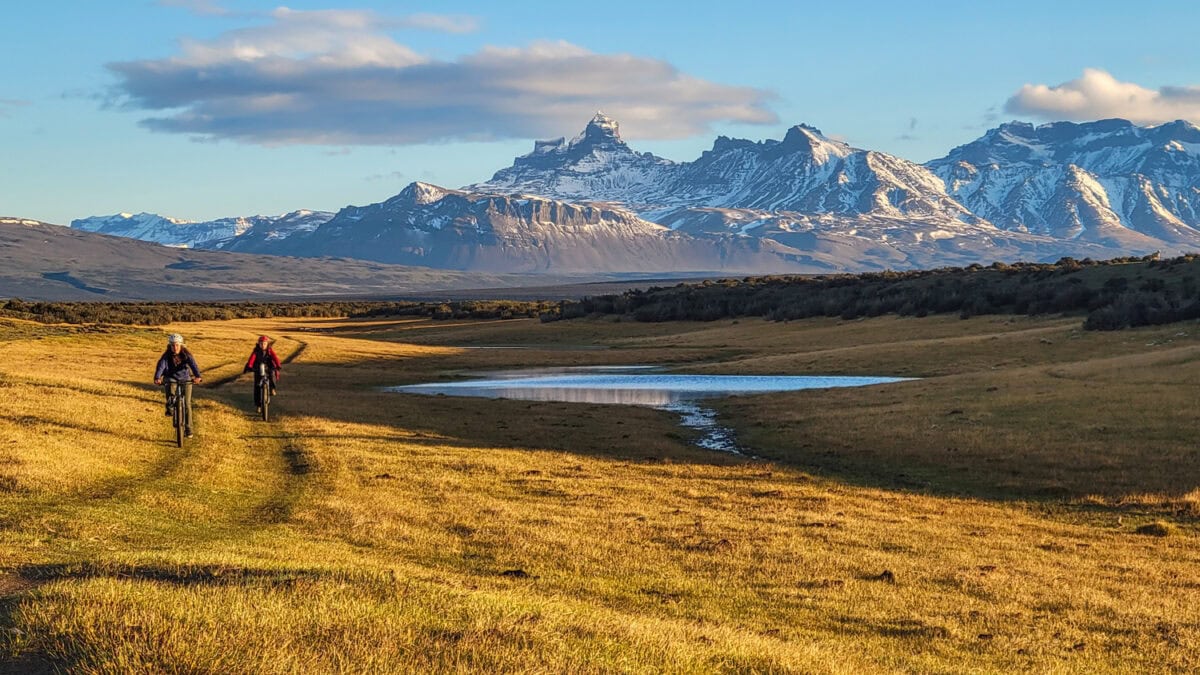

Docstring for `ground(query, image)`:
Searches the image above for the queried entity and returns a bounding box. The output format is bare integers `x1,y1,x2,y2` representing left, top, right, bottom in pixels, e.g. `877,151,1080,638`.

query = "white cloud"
1005,69,1200,125
106,10,776,146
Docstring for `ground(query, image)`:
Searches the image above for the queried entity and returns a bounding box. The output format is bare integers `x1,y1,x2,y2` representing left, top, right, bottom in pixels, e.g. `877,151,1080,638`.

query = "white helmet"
168,333,184,345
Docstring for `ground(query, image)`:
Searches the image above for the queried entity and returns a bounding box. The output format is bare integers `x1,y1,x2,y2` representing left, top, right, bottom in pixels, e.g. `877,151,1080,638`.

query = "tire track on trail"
246,337,317,525
201,337,316,526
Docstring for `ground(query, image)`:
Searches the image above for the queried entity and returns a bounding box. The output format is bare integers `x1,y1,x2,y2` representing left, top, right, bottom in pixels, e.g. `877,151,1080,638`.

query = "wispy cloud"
366,171,407,182
896,117,918,141
155,2,479,33
156,0,233,17
0,98,31,117
1005,69,1200,125
395,13,480,34
105,9,776,146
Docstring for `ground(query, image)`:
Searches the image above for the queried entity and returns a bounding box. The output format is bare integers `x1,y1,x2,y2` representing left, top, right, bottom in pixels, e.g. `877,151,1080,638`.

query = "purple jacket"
155,350,201,383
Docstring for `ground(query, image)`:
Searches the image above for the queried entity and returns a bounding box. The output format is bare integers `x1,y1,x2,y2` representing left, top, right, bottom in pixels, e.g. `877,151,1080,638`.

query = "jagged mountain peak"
582,111,621,142
517,111,631,161
703,124,850,161
777,124,853,162
394,181,460,206
1148,119,1200,143
469,114,674,202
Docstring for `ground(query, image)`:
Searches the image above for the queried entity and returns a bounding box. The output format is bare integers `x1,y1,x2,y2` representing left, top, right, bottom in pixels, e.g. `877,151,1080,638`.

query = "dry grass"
1,314,1198,672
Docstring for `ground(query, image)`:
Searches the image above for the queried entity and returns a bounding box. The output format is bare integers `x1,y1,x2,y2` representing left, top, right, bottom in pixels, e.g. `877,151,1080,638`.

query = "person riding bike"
243,335,281,412
154,333,203,438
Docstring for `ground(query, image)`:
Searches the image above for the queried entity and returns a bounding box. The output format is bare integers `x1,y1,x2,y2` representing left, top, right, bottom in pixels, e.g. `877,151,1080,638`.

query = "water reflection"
393,370,907,402
389,367,912,455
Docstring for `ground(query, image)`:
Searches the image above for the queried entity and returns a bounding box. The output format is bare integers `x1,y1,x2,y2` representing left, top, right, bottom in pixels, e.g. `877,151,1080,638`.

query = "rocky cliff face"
272,182,806,273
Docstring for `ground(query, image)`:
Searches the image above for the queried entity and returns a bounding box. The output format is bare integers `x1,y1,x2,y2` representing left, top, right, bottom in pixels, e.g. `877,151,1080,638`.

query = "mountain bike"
258,362,271,421
166,382,190,447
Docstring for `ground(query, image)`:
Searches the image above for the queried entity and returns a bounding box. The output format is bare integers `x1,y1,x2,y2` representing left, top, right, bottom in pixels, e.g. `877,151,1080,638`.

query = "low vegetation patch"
0,299,555,326
558,253,1200,330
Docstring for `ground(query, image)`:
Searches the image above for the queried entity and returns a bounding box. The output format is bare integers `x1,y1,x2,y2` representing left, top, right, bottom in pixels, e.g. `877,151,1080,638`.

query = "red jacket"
245,346,281,375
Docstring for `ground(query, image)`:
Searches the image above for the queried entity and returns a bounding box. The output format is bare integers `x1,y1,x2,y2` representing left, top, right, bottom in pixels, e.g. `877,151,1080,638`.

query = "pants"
165,381,193,429
253,371,276,407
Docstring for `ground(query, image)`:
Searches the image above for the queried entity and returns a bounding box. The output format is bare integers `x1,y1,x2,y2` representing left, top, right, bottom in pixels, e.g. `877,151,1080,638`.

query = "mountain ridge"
62,115,1200,274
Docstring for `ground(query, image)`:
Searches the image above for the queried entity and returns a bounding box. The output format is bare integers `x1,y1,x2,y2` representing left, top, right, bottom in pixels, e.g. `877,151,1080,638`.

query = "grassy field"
0,313,1197,673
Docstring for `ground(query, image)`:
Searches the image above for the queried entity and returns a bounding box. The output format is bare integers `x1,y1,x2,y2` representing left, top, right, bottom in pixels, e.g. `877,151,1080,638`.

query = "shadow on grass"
11,562,336,588
0,575,55,675
291,385,739,468
0,562,374,673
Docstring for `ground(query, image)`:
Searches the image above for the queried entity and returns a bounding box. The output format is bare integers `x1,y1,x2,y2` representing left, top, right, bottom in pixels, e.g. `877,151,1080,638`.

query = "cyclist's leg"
165,382,175,415
183,382,193,434
253,373,263,408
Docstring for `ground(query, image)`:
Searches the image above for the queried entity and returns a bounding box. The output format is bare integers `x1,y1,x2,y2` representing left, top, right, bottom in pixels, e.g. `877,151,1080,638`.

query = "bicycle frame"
257,362,271,421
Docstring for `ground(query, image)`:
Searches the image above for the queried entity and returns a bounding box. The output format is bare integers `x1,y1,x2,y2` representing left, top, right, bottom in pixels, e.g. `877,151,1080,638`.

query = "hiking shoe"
165,408,172,417
256,406,262,413
185,428,194,438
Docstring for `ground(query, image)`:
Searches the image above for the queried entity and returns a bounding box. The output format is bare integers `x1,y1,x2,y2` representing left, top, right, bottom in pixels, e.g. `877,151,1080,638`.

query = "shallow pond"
389,367,912,455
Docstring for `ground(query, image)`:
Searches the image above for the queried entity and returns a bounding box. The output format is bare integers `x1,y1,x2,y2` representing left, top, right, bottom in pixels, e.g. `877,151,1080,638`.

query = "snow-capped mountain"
927,119,1200,247
70,210,333,249
470,112,678,206
67,115,1200,275
204,210,336,251
475,115,978,228
269,182,807,273
257,116,1154,273
71,212,218,248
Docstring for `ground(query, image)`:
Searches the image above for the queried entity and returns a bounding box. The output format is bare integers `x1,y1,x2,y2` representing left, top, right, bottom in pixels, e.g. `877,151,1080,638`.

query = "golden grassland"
0,313,1198,673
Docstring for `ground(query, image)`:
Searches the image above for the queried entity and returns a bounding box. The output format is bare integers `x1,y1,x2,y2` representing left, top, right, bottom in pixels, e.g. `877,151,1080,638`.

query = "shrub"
1134,521,1172,537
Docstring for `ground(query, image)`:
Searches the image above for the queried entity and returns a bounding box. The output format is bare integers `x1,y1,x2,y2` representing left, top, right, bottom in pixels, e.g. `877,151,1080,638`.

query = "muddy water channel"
389,367,912,455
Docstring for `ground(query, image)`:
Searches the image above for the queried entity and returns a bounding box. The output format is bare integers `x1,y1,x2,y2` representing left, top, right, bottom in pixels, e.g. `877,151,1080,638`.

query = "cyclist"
243,335,281,412
153,333,203,438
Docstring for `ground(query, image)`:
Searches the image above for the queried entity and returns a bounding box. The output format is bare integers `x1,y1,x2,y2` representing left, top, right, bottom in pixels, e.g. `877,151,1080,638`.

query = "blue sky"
3,0,1199,225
